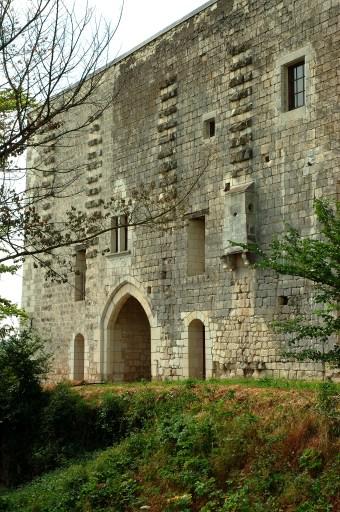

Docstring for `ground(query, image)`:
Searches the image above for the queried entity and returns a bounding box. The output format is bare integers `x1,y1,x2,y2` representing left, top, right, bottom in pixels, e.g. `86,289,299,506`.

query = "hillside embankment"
1,379,339,511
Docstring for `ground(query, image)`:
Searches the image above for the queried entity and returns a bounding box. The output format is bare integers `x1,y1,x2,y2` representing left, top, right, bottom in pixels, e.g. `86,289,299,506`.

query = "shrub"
299,448,323,475
0,330,49,486
317,381,340,435
96,392,128,444
35,383,97,469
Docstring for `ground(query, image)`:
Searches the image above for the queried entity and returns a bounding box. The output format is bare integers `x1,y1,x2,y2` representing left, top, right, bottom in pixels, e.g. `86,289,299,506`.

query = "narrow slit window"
208,119,215,137
111,217,118,253
120,215,128,252
74,249,86,301
287,60,305,110
187,216,205,276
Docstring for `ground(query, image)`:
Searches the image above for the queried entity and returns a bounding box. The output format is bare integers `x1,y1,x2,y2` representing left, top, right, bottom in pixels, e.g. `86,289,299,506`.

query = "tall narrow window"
287,60,305,110
203,117,216,139
111,215,128,253
73,334,85,381
74,249,86,301
188,319,206,379
187,216,205,276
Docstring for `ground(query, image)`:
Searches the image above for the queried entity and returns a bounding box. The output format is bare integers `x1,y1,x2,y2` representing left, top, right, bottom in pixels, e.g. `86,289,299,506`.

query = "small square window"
203,117,216,139
287,60,305,110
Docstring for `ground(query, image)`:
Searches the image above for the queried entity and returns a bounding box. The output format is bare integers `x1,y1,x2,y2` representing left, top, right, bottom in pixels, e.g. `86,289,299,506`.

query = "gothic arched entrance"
108,296,151,381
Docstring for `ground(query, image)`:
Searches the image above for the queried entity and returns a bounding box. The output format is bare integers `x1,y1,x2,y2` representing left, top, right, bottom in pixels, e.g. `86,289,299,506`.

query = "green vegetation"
1,380,339,512
241,198,340,367
0,330,49,486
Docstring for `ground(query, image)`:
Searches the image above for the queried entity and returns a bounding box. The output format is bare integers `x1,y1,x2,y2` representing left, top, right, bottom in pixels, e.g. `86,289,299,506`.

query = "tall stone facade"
22,0,340,382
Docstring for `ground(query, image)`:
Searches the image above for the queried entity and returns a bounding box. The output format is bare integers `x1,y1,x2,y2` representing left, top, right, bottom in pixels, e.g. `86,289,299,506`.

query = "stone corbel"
241,251,251,266
221,251,251,271
220,254,237,271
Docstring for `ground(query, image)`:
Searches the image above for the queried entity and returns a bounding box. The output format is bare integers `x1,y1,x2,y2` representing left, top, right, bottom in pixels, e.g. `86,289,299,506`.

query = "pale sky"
0,0,210,308
91,0,209,58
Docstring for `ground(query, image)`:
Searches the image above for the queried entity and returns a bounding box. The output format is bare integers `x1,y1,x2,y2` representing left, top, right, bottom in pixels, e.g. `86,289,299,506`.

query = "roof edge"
107,0,218,69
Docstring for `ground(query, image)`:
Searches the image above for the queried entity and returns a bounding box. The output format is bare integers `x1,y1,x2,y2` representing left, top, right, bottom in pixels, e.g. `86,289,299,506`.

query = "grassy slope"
1,379,339,512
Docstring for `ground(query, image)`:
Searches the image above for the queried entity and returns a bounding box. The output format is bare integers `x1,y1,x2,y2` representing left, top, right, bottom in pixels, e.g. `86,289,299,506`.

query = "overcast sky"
0,0,209,308
91,0,209,58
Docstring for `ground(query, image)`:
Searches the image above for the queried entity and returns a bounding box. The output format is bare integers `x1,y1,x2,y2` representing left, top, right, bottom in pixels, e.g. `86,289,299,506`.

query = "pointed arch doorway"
101,283,156,382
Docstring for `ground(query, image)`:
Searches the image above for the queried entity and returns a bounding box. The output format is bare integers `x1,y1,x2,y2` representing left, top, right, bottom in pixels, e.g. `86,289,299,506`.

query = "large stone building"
22,0,339,382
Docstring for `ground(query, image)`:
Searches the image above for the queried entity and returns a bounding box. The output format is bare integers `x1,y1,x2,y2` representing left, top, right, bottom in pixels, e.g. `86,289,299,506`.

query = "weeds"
1,381,339,512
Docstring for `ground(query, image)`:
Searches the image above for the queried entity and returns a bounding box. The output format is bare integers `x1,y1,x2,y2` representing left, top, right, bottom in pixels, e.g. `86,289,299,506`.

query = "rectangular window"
287,60,305,110
187,217,205,276
111,215,128,253
203,117,216,139
74,249,86,301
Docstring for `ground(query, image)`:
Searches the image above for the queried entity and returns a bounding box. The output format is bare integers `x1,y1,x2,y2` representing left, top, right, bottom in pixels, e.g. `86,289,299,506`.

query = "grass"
75,377,338,402
1,379,339,512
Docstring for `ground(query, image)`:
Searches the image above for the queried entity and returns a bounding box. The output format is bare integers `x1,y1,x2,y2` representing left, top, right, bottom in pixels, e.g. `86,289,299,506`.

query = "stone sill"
280,105,307,122
105,250,131,258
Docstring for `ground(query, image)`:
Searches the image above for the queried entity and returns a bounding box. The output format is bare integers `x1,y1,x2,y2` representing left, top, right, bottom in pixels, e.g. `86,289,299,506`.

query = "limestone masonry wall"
22,0,340,382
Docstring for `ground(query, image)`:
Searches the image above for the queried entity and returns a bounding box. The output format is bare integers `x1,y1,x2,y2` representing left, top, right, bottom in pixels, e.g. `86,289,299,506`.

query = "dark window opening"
111,215,128,253
121,215,128,252
203,117,216,139
278,295,289,306
208,119,215,137
288,60,305,110
75,249,86,301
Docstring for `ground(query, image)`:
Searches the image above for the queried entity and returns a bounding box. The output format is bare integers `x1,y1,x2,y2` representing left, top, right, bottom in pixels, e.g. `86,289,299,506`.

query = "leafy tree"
248,198,340,367
0,0,204,299
0,264,26,332
0,0,119,315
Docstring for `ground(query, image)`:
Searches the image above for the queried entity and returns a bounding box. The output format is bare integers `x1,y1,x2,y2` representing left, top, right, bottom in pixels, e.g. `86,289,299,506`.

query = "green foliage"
0,264,26,334
0,89,35,115
237,199,340,366
317,382,340,435
0,330,49,486
299,448,323,474
1,382,339,511
37,384,98,468
96,392,128,444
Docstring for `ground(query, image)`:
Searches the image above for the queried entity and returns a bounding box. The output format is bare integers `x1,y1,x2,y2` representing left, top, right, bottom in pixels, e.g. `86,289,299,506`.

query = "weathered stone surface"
229,87,252,102
22,0,339,384
230,55,253,71
229,72,253,88
229,118,252,132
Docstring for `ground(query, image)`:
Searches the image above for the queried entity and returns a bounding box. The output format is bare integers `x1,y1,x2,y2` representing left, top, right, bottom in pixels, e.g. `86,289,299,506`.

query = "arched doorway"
188,319,206,379
73,334,85,381
108,296,151,381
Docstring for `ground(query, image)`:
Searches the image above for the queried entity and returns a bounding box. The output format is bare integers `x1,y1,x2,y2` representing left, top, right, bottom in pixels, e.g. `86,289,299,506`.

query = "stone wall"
22,0,340,382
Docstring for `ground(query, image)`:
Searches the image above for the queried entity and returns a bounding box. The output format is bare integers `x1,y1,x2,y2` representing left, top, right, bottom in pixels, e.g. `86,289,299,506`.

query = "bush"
35,383,97,469
317,381,340,435
97,392,128,444
0,330,49,486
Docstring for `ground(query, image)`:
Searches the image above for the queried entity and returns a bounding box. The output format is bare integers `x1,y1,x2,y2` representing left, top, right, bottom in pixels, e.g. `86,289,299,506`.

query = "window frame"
111,214,128,254
202,111,216,140
287,59,305,111
277,46,311,118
